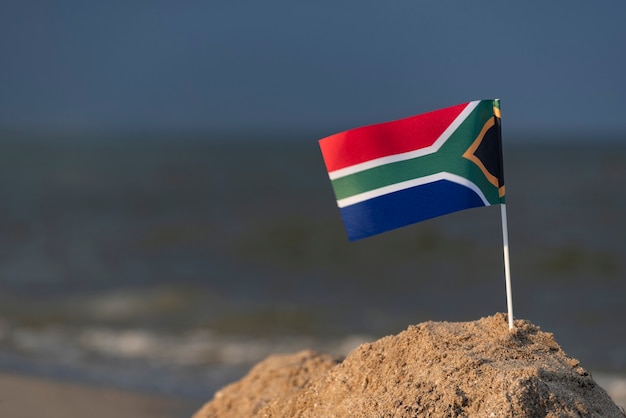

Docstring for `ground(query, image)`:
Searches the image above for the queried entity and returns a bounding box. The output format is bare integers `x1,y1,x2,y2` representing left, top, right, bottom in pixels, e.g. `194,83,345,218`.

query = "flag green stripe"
331,154,500,205
331,153,445,199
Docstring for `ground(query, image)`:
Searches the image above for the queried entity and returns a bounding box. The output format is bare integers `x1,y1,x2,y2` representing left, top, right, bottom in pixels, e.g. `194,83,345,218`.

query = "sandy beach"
0,372,201,418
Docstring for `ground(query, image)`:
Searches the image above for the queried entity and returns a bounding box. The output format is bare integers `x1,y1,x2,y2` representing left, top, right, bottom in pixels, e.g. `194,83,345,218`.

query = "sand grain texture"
194,313,624,417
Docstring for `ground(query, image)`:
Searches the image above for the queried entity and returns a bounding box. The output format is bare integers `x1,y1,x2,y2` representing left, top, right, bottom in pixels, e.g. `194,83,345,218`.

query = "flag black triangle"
473,120,504,188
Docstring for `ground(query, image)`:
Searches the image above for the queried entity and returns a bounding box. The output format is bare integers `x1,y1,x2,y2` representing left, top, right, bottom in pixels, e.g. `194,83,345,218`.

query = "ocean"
1,134,625,401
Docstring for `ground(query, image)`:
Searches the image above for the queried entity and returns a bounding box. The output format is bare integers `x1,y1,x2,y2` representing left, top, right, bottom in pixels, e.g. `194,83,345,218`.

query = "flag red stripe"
319,102,469,173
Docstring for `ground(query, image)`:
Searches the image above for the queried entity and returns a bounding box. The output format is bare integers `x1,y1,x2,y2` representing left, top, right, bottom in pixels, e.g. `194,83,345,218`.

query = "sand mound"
194,313,624,417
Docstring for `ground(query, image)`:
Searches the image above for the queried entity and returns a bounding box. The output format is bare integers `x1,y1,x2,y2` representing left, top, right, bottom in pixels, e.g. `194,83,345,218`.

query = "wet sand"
0,372,201,418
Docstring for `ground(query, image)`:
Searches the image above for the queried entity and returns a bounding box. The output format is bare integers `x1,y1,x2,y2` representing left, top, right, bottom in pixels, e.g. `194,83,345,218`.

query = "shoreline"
0,371,201,418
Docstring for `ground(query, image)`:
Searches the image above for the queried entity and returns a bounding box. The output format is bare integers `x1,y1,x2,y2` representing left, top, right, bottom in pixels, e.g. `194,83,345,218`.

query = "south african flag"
319,99,505,241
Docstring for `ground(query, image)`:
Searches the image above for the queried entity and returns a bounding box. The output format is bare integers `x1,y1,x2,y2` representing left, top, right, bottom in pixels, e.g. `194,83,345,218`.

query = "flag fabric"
319,99,505,241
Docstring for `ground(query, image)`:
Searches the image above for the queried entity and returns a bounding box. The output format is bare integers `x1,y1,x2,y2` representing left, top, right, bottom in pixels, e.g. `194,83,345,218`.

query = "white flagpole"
500,203,514,330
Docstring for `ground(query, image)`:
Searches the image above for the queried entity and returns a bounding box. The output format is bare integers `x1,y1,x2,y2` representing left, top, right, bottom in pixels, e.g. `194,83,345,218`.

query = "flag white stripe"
328,101,481,181
336,172,490,208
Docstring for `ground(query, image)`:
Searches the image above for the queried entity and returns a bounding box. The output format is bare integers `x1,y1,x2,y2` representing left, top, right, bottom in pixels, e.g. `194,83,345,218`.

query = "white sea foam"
2,319,371,367
0,318,373,397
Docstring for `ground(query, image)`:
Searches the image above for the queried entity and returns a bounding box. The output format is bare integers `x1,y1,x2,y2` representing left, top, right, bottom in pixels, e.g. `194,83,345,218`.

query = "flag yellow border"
462,117,505,199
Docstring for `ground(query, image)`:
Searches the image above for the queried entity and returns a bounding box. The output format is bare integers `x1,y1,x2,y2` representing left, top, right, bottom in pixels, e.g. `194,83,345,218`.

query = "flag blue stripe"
339,179,488,241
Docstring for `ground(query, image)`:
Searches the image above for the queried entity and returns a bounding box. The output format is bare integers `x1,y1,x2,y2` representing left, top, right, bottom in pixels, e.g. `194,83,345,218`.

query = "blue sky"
1,1,625,139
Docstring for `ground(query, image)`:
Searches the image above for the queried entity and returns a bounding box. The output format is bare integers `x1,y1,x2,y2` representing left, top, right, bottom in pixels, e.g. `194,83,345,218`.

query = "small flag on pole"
319,99,515,330
319,99,505,241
